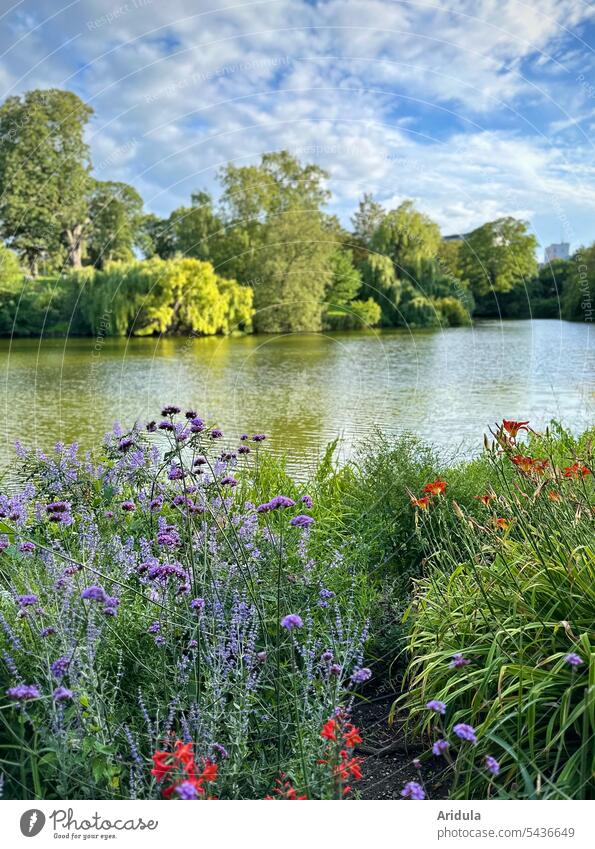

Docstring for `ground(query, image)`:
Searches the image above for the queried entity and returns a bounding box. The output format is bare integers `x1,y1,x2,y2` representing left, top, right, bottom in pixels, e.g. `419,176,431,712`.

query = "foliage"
400,424,595,799
83,258,253,337
325,298,381,330
326,250,362,307
458,217,538,301
371,201,442,272
0,408,371,799
351,193,385,249
0,89,93,274
562,246,595,322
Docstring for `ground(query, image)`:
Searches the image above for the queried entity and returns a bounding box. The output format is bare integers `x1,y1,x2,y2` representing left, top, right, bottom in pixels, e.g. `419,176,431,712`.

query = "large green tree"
217,151,336,331
87,180,144,268
458,217,538,298
326,250,361,306
371,201,441,272
0,89,93,275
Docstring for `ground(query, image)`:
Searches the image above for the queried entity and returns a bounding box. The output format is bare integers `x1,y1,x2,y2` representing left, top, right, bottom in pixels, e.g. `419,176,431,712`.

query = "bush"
0,409,370,799
83,257,253,336
325,298,382,330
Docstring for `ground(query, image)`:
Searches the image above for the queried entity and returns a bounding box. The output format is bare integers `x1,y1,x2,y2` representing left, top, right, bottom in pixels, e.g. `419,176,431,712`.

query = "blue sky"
1,0,595,254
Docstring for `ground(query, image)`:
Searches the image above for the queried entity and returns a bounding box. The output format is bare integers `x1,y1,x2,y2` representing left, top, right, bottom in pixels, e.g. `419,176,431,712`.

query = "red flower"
423,479,447,496
475,493,495,506
411,496,430,510
502,420,529,438
200,760,218,784
343,723,362,748
265,778,307,800
151,740,218,799
547,489,562,502
151,751,173,782
321,719,338,741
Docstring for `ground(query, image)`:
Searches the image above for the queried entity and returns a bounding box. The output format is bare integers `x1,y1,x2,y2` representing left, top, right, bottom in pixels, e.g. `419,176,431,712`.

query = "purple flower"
191,598,205,612
168,466,184,480
289,514,314,527
117,438,134,453
146,421,157,432
564,652,583,666
161,405,181,416
220,476,238,487
256,651,267,663
453,723,477,744
426,700,446,715
0,535,9,551
81,585,106,602
269,495,296,509
212,743,229,760
251,434,266,442
175,780,200,800
210,428,223,439
412,758,422,769
329,663,342,677
400,781,425,800
158,421,174,431
148,621,161,634
185,410,197,420
256,502,272,513
189,417,205,433
120,500,135,512
46,501,69,514
280,614,303,630
6,684,40,700
193,456,207,467
155,636,166,647
450,653,471,669
53,686,73,702
432,739,450,756
301,495,313,508
188,640,198,649
19,542,36,554
238,445,250,454
350,667,372,684
41,626,55,638
50,656,70,679
485,755,500,776
16,594,38,608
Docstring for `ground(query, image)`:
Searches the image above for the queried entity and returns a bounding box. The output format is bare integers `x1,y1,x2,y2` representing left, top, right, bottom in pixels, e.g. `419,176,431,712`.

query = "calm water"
0,320,593,475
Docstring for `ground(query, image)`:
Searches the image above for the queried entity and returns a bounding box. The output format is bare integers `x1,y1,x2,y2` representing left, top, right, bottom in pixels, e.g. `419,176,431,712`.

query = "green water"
0,320,592,474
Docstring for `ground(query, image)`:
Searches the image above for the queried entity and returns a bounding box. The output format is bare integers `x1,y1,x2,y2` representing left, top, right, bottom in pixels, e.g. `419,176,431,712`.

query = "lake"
0,319,593,475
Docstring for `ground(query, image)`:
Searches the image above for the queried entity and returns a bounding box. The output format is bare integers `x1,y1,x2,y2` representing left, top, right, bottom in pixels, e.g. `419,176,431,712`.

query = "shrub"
400,424,595,799
0,408,370,799
325,298,382,330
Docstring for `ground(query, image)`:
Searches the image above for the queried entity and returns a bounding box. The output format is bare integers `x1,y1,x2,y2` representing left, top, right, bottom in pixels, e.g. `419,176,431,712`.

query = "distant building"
544,242,570,263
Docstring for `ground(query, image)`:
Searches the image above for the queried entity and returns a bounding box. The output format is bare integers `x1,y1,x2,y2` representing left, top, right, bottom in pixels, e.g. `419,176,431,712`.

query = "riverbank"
0,411,592,799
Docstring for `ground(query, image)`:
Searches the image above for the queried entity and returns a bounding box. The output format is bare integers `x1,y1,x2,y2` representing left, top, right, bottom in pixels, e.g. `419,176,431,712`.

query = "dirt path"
352,685,451,800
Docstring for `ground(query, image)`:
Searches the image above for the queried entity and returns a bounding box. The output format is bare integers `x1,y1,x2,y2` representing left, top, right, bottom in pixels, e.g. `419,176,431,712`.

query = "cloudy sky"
1,0,595,252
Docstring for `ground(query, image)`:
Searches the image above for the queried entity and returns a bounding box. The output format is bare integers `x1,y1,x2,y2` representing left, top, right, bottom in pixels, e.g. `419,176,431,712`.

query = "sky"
1,0,595,254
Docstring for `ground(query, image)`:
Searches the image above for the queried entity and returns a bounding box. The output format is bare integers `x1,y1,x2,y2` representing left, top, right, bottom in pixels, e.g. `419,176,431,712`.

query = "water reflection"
1,320,592,475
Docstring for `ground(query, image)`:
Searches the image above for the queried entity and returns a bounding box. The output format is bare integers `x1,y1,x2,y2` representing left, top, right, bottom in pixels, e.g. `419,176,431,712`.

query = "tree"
0,89,93,274
87,181,144,267
562,246,594,322
326,250,361,306
218,151,337,331
360,253,402,325
437,239,462,280
458,217,538,299
371,201,441,272
351,193,385,247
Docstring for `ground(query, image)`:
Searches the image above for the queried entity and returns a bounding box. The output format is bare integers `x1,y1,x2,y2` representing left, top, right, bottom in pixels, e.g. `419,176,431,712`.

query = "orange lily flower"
532,458,549,475
502,420,530,438
411,496,430,510
547,490,562,502
475,493,495,506
562,463,591,479
423,479,447,496
494,517,509,530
